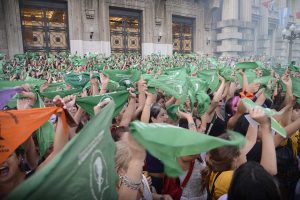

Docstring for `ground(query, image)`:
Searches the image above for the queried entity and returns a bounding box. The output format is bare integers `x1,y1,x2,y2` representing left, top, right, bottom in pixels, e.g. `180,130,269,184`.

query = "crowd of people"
1,51,300,200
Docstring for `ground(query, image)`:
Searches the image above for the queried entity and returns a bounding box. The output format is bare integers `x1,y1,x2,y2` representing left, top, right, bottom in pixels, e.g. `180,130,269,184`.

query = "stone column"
257,6,270,55
195,3,205,54
68,0,83,55
98,0,110,56
217,0,241,57
254,27,258,55
0,0,8,55
142,0,156,56
3,0,23,57
274,0,288,62
221,0,239,20
240,0,254,57
275,28,287,62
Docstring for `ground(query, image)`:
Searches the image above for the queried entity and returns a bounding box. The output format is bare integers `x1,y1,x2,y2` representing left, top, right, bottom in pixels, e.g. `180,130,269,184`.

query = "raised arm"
118,132,146,200
281,74,293,106
90,74,100,96
165,96,176,108
199,75,226,131
239,70,249,92
99,73,109,95
140,92,156,123
177,110,197,132
17,98,39,169
240,125,258,156
119,88,137,127
227,101,247,130
273,117,300,147
134,77,146,119
254,88,266,106
37,96,71,170
38,111,68,170
250,108,277,175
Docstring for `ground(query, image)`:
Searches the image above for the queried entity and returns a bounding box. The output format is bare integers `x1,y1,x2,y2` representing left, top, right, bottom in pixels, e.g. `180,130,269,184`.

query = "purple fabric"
0,87,24,110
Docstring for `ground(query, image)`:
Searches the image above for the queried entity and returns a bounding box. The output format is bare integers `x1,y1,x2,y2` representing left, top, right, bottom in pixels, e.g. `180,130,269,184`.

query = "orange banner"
0,107,67,164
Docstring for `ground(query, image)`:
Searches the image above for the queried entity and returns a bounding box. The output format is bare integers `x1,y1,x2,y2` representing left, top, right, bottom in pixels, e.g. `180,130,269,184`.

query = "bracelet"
120,175,142,190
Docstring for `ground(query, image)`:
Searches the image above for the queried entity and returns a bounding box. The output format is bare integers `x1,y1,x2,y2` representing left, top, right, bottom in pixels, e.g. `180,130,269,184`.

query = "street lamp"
282,24,300,64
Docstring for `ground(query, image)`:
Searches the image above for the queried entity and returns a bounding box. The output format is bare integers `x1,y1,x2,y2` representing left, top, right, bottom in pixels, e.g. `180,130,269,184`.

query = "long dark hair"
228,161,282,200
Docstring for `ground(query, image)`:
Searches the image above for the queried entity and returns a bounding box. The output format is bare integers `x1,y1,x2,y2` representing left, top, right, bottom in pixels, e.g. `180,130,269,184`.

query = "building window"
19,0,69,53
172,16,194,54
109,8,142,54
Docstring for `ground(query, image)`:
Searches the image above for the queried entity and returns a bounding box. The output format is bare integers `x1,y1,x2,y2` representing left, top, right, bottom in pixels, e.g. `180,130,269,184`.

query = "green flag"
253,76,272,86
219,67,234,82
235,62,258,70
241,98,287,137
148,69,188,102
0,78,46,90
6,102,118,200
166,104,185,121
76,91,129,117
197,70,220,93
43,82,67,92
41,88,82,99
288,64,300,73
102,69,141,85
36,120,55,158
292,77,300,99
236,69,257,87
196,91,211,115
129,121,245,177
64,72,90,88
33,93,55,158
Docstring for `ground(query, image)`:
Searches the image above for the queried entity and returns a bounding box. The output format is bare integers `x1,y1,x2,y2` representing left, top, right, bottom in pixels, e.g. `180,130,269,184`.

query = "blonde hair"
115,141,132,173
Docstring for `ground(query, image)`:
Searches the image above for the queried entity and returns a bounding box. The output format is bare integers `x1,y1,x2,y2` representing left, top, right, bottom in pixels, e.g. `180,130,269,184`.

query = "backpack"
162,161,194,200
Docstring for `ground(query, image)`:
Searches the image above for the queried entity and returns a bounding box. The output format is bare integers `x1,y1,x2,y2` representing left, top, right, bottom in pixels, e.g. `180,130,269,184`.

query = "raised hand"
81,89,88,97
237,101,247,115
121,131,146,162
62,95,76,109
100,73,109,86
177,109,192,120
128,87,137,99
40,82,49,92
249,107,270,125
145,91,157,104
218,74,225,82
93,98,111,115
20,84,31,92
248,82,260,93
281,74,292,87
17,99,32,110
20,90,36,106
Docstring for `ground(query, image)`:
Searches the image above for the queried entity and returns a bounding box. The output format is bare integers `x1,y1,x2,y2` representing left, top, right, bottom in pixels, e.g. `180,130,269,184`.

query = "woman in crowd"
226,161,281,200
1,52,300,200
201,107,277,200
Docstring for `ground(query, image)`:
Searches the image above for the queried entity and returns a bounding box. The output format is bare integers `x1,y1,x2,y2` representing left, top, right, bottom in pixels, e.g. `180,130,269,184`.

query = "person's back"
180,159,207,200
227,161,281,200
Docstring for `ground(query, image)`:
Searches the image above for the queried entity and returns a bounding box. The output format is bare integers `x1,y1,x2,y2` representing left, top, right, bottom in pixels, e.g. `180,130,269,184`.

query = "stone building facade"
0,0,299,63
